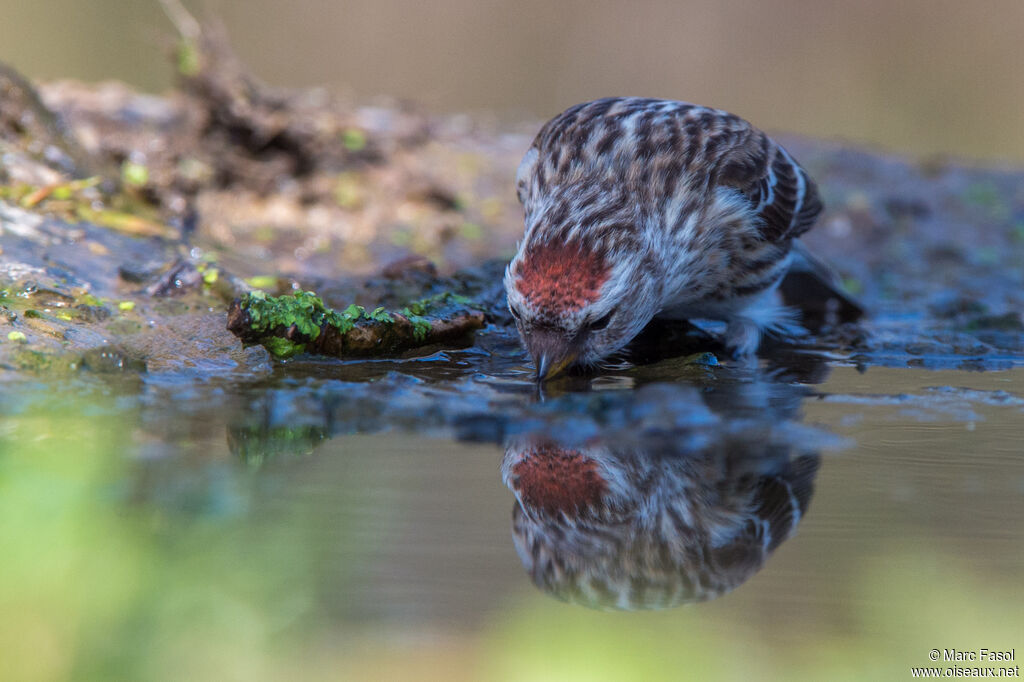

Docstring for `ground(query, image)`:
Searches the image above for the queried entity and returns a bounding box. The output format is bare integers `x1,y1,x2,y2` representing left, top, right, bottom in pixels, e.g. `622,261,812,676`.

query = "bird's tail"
779,240,865,328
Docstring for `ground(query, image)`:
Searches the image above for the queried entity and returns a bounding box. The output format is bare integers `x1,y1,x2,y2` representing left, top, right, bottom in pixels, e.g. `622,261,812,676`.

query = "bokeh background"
2,3,1023,682
2,0,1024,162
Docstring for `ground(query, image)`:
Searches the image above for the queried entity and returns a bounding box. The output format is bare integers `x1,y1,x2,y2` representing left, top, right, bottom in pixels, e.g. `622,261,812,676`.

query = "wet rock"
929,294,988,319
80,346,147,373
145,259,204,297
380,254,438,279
883,195,931,220
968,311,1024,331
0,62,104,180
119,259,174,284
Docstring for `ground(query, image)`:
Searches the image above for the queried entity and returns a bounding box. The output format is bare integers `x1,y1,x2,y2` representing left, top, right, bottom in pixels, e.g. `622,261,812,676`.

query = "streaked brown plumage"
504,97,823,378
502,435,819,610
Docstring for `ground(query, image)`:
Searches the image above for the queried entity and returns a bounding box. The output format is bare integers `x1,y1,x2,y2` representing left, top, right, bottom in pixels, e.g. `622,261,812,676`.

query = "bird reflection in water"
502,433,819,610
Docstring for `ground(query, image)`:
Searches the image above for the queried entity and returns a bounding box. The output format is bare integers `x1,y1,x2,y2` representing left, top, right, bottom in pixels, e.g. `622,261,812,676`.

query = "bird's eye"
588,310,614,331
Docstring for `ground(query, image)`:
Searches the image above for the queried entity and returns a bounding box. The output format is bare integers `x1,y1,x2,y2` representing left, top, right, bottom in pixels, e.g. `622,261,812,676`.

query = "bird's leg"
724,316,762,359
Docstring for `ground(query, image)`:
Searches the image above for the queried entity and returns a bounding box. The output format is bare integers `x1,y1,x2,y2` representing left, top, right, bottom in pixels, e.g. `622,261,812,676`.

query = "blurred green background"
2,0,1024,162
2,3,1023,681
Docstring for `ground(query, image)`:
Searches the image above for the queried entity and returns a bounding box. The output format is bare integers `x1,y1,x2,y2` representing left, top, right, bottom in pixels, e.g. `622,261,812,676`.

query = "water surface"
2,355,1021,681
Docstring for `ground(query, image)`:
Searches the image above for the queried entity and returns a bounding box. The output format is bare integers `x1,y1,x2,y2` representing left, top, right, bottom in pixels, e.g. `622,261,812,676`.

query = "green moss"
964,182,1000,208
1,176,101,208
7,330,27,342
106,319,143,335
231,425,327,466
51,185,74,200
389,229,413,247
459,222,483,240
399,292,470,317
683,352,719,367
841,277,864,295
244,275,278,290
74,205,170,238
341,128,367,152
966,312,1024,332
396,293,471,341
333,173,364,209
10,348,79,373
121,161,150,187
975,247,999,265
244,290,333,340
964,181,1011,221
241,292,401,358
340,303,363,322
238,290,478,357
406,315,431,341
366,307,394,323
396,292,472,341
176,39,201,77
76,293,105,308
1011,221,1024,243
263,337,306,358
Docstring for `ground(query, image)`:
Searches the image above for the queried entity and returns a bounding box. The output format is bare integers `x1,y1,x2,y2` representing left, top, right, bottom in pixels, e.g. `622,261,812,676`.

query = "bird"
504,97,824,380
502,434,820,610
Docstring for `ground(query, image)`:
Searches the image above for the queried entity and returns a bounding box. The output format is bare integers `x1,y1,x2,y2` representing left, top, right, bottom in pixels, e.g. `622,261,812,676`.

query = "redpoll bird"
504,97,823,379
502,435,819,609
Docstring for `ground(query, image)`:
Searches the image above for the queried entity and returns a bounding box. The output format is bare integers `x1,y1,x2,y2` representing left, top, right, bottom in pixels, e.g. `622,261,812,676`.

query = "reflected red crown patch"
511,443,607,517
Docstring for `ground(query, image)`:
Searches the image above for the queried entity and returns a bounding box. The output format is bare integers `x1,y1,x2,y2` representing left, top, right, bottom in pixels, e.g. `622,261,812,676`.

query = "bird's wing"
714,125,823,241
516,98,823,241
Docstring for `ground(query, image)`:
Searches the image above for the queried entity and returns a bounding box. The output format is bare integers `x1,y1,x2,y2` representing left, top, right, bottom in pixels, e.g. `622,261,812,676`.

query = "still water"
0,353,1021,681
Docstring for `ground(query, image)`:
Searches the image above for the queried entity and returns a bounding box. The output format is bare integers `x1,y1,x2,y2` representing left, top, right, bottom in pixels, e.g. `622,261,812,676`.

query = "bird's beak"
535,352,577,382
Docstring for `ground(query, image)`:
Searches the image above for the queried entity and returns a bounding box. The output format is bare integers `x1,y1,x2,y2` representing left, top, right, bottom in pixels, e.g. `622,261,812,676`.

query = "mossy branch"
226,291,484,359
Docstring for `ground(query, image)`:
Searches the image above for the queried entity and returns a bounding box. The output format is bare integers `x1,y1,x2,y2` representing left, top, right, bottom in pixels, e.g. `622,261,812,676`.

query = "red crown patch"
514,241,609,313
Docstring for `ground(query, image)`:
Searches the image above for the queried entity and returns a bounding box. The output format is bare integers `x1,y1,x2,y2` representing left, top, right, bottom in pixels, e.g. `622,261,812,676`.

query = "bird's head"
504,237,661,380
